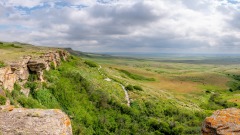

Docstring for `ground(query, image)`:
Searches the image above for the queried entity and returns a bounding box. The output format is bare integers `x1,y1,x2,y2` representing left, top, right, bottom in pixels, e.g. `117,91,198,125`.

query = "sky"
0,0,240,53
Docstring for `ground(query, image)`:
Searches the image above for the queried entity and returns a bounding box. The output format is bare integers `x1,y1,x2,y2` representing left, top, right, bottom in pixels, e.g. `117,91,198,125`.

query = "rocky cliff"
0,49,72,134
0,50,69,92
201,108,240,135
0,105,72,135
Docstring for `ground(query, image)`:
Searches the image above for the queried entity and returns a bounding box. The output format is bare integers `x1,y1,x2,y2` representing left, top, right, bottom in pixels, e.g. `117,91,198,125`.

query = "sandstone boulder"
0,106,72,135
202,108,240,135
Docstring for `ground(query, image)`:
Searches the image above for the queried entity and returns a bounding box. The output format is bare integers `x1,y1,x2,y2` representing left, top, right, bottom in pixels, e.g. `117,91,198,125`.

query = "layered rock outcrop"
201,108,240,135
0,105,72,135
0,50,69,92
0,49,72,134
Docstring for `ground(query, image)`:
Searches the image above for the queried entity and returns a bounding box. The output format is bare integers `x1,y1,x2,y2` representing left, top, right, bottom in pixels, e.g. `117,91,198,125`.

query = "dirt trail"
119,84,131,106
98,65,130,107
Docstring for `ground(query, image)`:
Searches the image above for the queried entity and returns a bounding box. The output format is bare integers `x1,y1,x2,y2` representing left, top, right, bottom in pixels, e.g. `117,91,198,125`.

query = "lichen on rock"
0,106,72,135
202,108,240,135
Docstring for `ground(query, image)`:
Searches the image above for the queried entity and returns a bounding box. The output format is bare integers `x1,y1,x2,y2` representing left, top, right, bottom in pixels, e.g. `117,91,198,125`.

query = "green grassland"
80,53,240,133
0,41,58,64
1,44,240,134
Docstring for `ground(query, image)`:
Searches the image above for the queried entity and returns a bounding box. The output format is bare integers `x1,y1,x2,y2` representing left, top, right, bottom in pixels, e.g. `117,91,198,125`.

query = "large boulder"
0,106,72,135
201,108,240,135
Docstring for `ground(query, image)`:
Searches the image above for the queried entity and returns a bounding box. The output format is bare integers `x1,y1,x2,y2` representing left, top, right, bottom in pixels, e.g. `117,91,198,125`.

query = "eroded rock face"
0,66,18,91
202,108,240,135
27,59,47,82
10,56,31,81
0,106,72,135
0,50,69,91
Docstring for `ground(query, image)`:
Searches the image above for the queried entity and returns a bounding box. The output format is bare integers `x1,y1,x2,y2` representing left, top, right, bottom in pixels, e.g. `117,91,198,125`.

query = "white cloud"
0,0,239,53
4,0,44,8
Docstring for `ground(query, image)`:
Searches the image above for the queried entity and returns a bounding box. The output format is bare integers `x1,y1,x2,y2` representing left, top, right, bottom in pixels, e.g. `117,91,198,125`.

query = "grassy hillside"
2,43,240,134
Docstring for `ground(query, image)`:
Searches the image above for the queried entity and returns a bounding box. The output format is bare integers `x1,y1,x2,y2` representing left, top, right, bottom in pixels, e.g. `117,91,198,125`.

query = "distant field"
82,53,240,109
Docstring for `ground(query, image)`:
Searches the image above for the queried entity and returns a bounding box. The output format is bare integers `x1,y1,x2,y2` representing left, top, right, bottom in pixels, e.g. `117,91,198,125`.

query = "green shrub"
133,85,143,91
17,95,43,108
126,85,134,91
0,61,5,68
11,88,21,99
50,62,56,69
25,82,38,91
28,74,38,81
205,90,211,93
33,89,61,108
14,83,21,91
84,60,98,67
0,95,6,105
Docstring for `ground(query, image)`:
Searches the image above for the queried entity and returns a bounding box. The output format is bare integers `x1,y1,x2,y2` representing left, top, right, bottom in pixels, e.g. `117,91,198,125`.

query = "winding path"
98,65,131,107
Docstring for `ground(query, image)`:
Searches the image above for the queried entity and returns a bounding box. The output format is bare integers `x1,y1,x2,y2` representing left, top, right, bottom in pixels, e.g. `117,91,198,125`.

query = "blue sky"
0,0,240,53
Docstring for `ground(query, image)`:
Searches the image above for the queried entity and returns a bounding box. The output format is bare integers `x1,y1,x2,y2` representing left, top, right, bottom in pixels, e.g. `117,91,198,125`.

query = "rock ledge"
0,105,72,135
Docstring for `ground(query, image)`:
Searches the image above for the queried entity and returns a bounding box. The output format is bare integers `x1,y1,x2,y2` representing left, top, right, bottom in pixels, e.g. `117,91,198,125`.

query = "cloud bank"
0,0,240,53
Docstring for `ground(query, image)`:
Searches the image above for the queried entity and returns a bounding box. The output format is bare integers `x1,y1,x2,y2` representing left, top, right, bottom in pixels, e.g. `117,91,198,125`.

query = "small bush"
0,61,5,68
84,60,98,67
126,85,134,91
28,74,38,81
33,89,61,108
17,95,43,108
50,62,56,69
14,83,21,91
0,95,6,105
205,90,211,93
25,82,38,96
11,88,21,99
133,85,143,91
25,82,38,91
